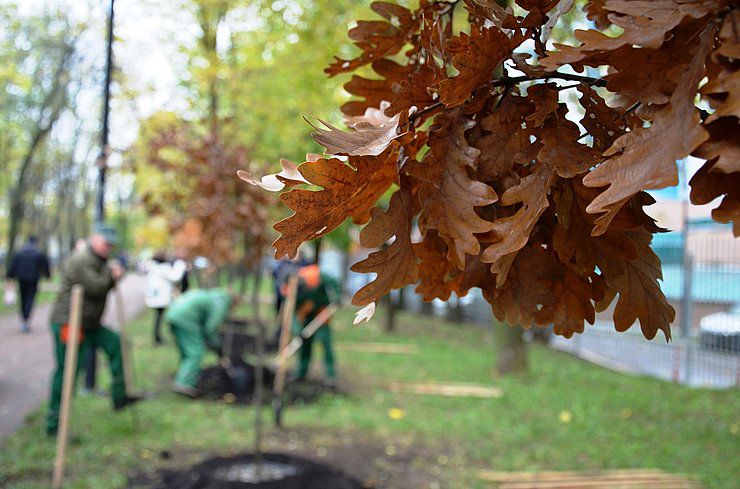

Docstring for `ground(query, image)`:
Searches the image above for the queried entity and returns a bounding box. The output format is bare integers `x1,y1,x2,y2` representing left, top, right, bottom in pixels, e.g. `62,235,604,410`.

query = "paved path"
0,273,147,444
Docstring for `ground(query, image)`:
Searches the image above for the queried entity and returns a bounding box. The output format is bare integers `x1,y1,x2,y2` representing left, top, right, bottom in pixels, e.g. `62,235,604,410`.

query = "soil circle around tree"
138,452,364,489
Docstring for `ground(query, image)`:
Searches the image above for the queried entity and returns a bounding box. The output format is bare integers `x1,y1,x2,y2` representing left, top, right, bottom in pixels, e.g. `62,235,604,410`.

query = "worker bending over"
165,288,235,397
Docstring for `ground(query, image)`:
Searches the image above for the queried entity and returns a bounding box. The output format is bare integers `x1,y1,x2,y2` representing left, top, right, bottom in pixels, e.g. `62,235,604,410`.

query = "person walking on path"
165,288,235,398
5,236,50,333
144,251,186,345
45,224,142,436
292,263,341,386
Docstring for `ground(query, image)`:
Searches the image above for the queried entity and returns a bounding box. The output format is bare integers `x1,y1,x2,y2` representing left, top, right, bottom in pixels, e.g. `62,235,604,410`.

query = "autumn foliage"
246,0,739,340
143,121,271,266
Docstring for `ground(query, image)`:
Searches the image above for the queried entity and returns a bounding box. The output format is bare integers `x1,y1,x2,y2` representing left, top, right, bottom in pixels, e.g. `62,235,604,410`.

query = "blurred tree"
0,5,82,261
133,0,372,267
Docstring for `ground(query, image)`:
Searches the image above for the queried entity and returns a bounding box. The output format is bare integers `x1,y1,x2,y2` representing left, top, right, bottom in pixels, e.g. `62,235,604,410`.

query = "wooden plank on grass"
387,381,503,398
479,469,669,481
478,469,701,488
499,480,700,489
338,342,419,354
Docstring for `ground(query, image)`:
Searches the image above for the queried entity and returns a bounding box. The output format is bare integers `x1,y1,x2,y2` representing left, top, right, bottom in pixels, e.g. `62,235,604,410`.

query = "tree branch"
493,72,608,88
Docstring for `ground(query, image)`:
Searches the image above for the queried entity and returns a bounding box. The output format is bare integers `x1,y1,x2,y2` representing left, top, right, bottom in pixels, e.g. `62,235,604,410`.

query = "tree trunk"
447,296,464,323
238,266,250,298
6,42,73,264
251,265,263,321
312,238,323,264
339,249,350,300
227,264,235,286
420,299,433,316
383,293,397,332
494,319,528,375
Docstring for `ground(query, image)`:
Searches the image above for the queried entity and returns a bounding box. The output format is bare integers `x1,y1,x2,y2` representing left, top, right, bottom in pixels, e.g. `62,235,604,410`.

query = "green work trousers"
46,322,126,434
169,320,208,389
295,324,336,380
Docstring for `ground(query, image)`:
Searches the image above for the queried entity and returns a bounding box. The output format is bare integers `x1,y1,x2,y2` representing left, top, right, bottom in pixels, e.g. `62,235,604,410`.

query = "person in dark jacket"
45,224,142,436
6,236,50,333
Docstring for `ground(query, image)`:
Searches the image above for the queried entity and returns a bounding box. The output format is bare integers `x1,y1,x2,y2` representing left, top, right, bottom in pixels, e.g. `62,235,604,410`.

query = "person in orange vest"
291,263,341,386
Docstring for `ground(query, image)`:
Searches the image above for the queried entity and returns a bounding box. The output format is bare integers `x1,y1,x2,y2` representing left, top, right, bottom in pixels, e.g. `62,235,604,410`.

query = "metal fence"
547,227,739,389
549,323,739,389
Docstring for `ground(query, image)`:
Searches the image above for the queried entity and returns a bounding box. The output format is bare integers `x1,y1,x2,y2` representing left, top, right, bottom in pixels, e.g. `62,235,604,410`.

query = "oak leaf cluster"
247,0,739,340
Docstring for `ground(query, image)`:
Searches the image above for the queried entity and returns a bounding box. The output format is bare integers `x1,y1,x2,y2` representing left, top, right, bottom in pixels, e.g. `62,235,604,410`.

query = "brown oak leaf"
689,153,740,237
595,228,675,340
576,85,628,152
326,2,416,76
543,1,716,70
438,26,511,107
553,179,674,340
475,94,536,182
274,151,397,259
341,59,412,116
238,158,307,192
414,230,462,302
582,24,714,235
308,102,402,157
535,268,597,337
489,244,561,328
524,83,560,128
481,162,556,285
411,109,498,269
351,187,419,306
538,110,602,178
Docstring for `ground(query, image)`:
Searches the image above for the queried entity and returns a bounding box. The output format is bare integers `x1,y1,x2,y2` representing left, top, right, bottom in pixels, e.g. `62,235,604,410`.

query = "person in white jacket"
145,251,186,344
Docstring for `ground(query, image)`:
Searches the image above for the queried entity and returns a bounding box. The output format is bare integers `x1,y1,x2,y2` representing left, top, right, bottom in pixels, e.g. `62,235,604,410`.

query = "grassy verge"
1,306,738,488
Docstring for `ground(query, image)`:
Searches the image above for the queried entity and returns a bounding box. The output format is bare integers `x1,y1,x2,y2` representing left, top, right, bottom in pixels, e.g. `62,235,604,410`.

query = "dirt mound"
137,452,364,489
197,364,333,406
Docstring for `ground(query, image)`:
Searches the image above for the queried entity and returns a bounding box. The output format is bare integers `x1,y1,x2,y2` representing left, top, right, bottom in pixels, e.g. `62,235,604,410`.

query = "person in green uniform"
165,288,235,398
46,224,141,436
293,263,341,385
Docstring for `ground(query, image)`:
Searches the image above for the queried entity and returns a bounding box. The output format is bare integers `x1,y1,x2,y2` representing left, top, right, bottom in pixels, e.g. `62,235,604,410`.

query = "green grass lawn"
1,306,738,488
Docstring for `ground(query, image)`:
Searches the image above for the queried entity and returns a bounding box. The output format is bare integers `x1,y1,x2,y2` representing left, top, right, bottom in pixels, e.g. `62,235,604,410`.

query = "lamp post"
87,0,115,393
95,0,115,223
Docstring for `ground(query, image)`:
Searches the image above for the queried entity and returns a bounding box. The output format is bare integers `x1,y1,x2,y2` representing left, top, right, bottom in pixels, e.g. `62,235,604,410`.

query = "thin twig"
492,72,608,88
619,102,641,120
409,101,443,127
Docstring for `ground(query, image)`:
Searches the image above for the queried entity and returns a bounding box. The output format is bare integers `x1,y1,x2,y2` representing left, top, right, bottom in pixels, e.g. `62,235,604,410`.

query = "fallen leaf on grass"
388,407,406,420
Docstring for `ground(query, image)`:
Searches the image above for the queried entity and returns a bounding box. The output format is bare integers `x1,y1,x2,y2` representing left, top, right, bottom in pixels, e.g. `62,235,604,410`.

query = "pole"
678,159,694,384
114,286,135,396
273,275,298,427
254,320,265,481
679,158,692,339
96,0,115,224
52,285,84,489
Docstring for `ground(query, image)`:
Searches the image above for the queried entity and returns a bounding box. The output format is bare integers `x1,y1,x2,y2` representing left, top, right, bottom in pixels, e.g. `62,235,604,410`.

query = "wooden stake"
273,274,298,427
253,319,265,480
114,286,135,395
52,284,83,489
272,305,337,367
